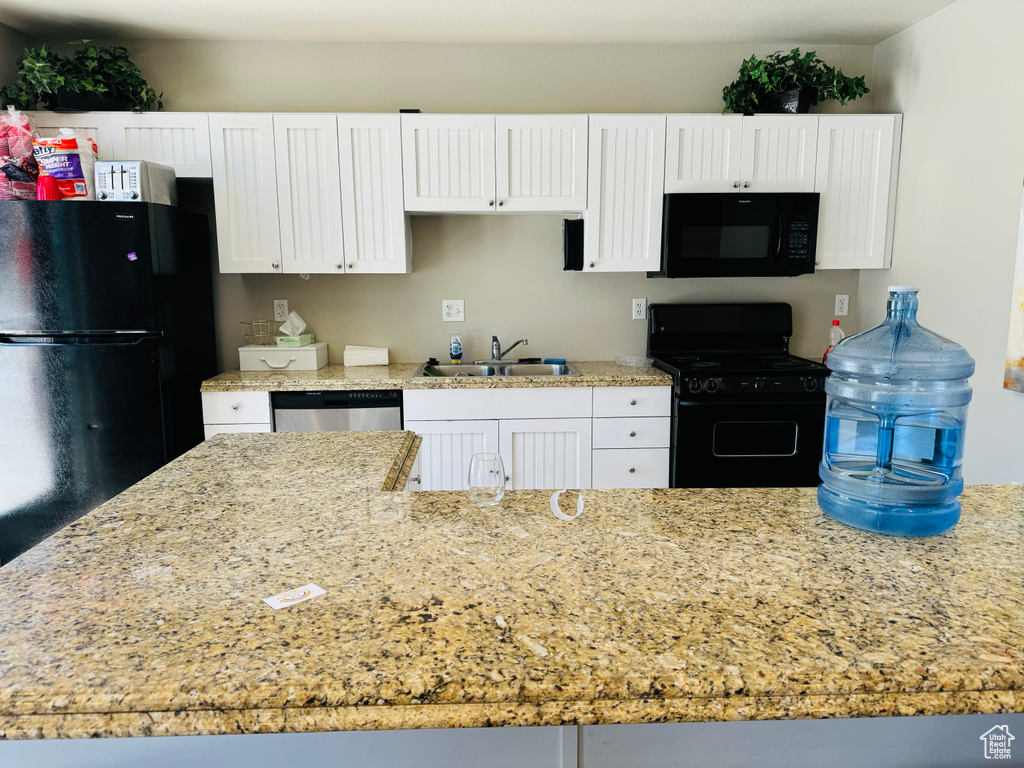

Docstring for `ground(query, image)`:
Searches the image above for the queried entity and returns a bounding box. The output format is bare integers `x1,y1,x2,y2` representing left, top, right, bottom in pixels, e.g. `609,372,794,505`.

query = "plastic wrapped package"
33,128,98,201
0,107,39,200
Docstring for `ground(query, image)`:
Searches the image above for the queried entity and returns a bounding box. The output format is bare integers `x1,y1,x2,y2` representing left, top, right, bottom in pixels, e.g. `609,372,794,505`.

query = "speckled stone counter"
0,431,1022,740
200,361,672,392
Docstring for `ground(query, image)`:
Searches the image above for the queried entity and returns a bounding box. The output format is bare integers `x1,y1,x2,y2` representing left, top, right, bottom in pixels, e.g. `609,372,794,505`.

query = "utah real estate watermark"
979,725,1014,760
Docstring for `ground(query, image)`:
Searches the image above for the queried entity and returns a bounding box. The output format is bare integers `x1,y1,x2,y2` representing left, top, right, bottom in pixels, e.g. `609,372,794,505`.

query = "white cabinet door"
814,115,902,270
273,114,345,275
664,114,743,193
209,113,283,274
499,418,592,490
106,113,212,177
740,115,817,193
338,114,411,274
404,420,499,491
584,114,666,272
495,115,588,212
402,114,496,212
29,112,117,159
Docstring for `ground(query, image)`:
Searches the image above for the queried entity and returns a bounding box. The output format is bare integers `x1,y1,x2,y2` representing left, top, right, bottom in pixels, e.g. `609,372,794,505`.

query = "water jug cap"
832,320,840,326
887,285,920,293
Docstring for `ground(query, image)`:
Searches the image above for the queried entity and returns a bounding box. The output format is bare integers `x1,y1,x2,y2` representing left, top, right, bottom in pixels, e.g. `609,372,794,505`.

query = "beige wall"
118,40,873,369
865,0,1024,483
0,23,25,85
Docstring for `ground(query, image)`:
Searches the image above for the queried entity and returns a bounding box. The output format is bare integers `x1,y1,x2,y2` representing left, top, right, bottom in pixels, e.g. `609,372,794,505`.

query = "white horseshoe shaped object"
550,489,584,521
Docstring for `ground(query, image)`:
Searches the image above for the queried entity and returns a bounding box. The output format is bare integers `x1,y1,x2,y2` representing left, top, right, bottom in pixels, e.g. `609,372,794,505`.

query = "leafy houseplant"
722,48,869,115
0,41,162,112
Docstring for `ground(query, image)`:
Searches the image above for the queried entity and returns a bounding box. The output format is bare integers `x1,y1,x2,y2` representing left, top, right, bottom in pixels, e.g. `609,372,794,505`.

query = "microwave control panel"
786,215,812,259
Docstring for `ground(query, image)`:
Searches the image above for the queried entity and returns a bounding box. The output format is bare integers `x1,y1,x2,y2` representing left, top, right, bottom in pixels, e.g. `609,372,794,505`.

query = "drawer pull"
629,399,637,406
410,475,421,484
628,467,636,473
230,404,239,412
259,356,296,369
629,430,636,437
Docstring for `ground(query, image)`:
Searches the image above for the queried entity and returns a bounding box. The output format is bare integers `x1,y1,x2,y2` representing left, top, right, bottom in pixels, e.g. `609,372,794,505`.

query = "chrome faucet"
491,335,528,361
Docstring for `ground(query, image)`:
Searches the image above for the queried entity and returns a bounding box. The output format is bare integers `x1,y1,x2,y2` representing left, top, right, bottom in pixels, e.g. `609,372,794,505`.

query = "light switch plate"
442,299,465,322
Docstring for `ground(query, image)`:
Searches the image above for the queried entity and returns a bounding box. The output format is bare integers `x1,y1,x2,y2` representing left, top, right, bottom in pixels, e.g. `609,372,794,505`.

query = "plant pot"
44,87,131,113
757,86,816,114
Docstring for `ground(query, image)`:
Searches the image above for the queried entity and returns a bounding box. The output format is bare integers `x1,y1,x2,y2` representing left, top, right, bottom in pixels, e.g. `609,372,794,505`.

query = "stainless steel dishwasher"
271,390,403,432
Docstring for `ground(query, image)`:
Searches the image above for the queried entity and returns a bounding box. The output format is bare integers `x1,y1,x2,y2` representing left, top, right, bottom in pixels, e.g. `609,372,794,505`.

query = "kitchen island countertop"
200,361,672,392
0,431,1022,740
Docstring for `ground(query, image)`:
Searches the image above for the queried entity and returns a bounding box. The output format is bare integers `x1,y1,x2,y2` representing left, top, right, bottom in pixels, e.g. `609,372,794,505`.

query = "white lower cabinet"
499,418,592,490
403,420,499,491
403,386,671,491
201,391,273,438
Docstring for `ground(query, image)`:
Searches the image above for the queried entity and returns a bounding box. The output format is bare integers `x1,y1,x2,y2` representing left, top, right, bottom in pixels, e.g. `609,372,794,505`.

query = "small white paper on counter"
262,583,325,610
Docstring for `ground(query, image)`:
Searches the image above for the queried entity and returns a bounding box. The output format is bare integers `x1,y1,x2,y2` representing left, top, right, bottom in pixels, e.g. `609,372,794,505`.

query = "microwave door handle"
774,214,784,262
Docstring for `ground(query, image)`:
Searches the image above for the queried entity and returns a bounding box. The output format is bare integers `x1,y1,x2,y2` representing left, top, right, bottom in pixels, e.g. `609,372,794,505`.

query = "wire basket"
241,320,278,346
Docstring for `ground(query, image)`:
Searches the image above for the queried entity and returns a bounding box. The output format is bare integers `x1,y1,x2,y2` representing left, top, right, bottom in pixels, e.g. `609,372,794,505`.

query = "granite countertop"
200,361,673,392
1,431,1022,740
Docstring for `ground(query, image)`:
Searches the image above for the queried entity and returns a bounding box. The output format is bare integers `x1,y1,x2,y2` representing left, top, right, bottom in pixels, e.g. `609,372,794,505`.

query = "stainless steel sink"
416,362,577,378
499,363,576,376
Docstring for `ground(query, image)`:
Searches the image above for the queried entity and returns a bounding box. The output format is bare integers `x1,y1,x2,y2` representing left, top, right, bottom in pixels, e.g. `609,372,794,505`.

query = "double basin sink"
416,362,578,378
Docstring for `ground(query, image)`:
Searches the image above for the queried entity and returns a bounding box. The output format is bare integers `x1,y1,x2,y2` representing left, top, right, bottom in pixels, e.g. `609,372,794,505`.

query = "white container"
343,345,389,366
239,342,327,371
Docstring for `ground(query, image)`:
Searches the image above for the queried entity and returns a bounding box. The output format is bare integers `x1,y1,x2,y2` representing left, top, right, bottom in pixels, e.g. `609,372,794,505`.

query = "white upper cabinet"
664,114,743,193
337,114,411,274
494,115,588,212
29,112,118,160
584,114,667,272
209,113,283,274
402,114,496,212
402,114,587,213
273,114,345,275
665,115,816,193
814,114,902,270
108,113,212,177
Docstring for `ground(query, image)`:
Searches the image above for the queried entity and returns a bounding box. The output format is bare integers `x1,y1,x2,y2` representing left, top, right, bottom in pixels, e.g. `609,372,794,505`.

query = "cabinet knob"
588,262,595,269
630,399,637,406
628,467,636,473
505,475,510,482
815,260,821,266
743,181,751,188
732,181,740,189
335,263,343,270
348,263,354,269
410,475,421,484
488,200,495,207
498,200,504,207
629,430,636,437
230,404,239,412
271,263,279,270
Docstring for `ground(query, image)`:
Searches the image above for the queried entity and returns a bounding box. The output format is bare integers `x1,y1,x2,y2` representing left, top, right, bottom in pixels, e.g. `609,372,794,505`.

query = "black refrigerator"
0,201,216,565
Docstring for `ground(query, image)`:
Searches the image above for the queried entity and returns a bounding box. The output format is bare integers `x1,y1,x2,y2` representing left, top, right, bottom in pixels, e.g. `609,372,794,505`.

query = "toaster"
94,161,177,205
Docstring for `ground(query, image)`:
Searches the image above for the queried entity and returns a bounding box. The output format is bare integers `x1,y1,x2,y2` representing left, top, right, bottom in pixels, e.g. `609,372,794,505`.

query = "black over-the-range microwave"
650,192,820,278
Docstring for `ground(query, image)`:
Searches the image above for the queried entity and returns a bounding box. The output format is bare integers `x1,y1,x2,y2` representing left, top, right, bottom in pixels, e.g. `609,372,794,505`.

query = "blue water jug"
818,286,975,536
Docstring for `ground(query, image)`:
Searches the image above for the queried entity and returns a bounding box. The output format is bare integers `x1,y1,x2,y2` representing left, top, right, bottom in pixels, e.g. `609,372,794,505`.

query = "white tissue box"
343,345,389,367
239,342,328,371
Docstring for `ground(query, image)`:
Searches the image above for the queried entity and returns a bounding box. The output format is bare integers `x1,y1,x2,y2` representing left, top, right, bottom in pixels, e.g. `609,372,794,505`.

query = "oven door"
672,396,826,488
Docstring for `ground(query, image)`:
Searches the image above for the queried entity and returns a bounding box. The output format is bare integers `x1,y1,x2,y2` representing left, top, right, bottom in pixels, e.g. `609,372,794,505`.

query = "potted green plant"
721,48,869,115
0,41,162,112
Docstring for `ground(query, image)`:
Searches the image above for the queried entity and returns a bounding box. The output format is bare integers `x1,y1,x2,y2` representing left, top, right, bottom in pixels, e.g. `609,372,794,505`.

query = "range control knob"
687,378,702,394
704,378,719,394
754,378,766,392
802,377,817,392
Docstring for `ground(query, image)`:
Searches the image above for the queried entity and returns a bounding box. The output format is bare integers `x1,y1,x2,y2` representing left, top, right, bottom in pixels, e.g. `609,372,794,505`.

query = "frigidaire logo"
115,214,135,220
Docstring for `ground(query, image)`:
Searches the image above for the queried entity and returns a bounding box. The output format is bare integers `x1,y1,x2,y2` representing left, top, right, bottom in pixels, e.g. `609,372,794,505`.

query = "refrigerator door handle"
0,335,153,346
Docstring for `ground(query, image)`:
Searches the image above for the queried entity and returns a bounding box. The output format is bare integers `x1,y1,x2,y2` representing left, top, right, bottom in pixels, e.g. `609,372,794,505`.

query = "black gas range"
647,303,829,488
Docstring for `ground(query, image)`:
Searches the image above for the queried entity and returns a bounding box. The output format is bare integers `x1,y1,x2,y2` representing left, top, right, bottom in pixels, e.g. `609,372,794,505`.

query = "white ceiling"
0,0,957,44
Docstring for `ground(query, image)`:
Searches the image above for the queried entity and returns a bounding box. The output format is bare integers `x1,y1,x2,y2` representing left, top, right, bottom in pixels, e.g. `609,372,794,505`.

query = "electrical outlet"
442,299,465,322
632,298,647,321
835,294,849,317
273,299,289,321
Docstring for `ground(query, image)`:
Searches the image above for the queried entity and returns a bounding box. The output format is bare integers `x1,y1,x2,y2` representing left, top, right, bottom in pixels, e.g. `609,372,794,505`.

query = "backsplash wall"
100,39,873,369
